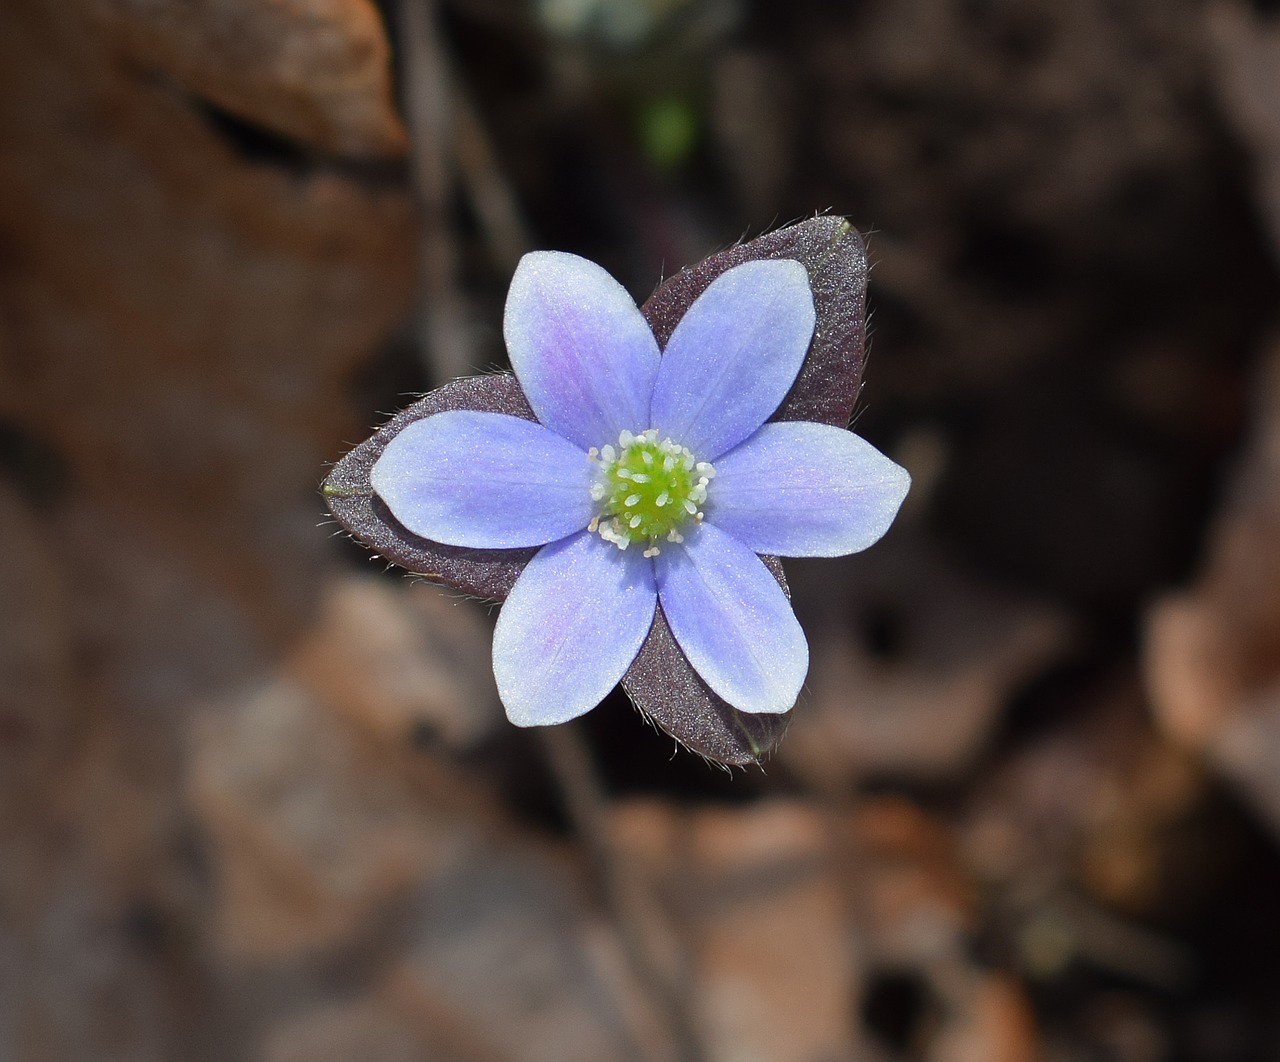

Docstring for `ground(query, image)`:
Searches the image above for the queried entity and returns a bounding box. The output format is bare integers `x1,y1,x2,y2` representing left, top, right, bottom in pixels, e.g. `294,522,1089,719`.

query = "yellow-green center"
588,429,714,557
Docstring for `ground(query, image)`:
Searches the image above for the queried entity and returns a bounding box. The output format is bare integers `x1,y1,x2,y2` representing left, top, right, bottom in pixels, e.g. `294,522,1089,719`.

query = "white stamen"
625,494,641,507
629,514,643,529
655,492,668,506
630,473,650,483
601,445,616,462
683,499,697,514
598,520,631,549
643,546,660,558
619,429,635,447
588,516,599,532
588,447,599,460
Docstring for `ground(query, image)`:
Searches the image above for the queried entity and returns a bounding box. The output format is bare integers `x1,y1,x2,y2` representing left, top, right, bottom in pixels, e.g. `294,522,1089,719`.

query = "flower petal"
707,422,911,557
493,531,658,726
504,251,661,451
654,523,807,714
639,217,868,430
650,259,815,460
371,410,594,548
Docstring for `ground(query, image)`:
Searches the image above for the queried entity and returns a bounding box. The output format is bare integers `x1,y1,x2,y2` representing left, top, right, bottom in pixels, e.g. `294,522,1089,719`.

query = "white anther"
589,484,605,501
588,516,599,532
655,492,668,507
683,499,697,514
598,521,631,549
601,445,616,462
629,514,643,529
630,473,650,483
619,429,634,447
641,451,654,465
642,546,660,558
625,494,641,507
588,447,599,460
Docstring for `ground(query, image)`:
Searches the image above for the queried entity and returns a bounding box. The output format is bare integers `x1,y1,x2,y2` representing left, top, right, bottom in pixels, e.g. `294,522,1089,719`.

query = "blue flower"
369,252,910,727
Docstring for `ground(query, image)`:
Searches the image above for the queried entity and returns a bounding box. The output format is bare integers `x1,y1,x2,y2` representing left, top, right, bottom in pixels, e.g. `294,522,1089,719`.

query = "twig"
539,724,706,1062
395,0,474,382
452,78,533,273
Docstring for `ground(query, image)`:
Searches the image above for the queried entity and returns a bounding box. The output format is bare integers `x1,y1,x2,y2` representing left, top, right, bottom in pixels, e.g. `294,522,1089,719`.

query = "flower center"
587,429,715,557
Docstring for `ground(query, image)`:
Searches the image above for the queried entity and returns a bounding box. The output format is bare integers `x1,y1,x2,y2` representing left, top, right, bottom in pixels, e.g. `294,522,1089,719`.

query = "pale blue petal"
650,260,815,461
493,531,658,726
504,251,661,452
654,523,807,714
371,411,594,548
707,422,911,557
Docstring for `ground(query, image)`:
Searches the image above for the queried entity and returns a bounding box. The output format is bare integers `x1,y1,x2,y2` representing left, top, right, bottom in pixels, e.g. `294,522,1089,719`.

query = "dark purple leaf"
621,556,793,767
323,375,537,601
641,215,868,429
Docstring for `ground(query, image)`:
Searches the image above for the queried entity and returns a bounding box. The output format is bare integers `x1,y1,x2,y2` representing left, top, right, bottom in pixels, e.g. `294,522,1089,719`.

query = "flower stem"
539,723,706,1062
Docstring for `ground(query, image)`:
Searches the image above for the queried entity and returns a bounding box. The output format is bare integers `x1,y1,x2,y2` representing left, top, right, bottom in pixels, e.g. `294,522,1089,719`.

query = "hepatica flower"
325,218,907,764
366,247,909,731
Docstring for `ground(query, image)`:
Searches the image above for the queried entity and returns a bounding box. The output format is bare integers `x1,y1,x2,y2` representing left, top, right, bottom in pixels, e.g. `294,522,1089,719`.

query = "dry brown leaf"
784,535,1071,785
0,0,416,628
83,0,407,157
1145,342,1280,836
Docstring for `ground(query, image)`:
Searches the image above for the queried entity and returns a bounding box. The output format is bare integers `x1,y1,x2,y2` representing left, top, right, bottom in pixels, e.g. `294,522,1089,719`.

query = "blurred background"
3,0,1280,1058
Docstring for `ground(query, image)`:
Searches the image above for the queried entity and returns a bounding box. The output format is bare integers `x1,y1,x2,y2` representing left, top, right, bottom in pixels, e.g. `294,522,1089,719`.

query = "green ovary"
588,429,714,555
